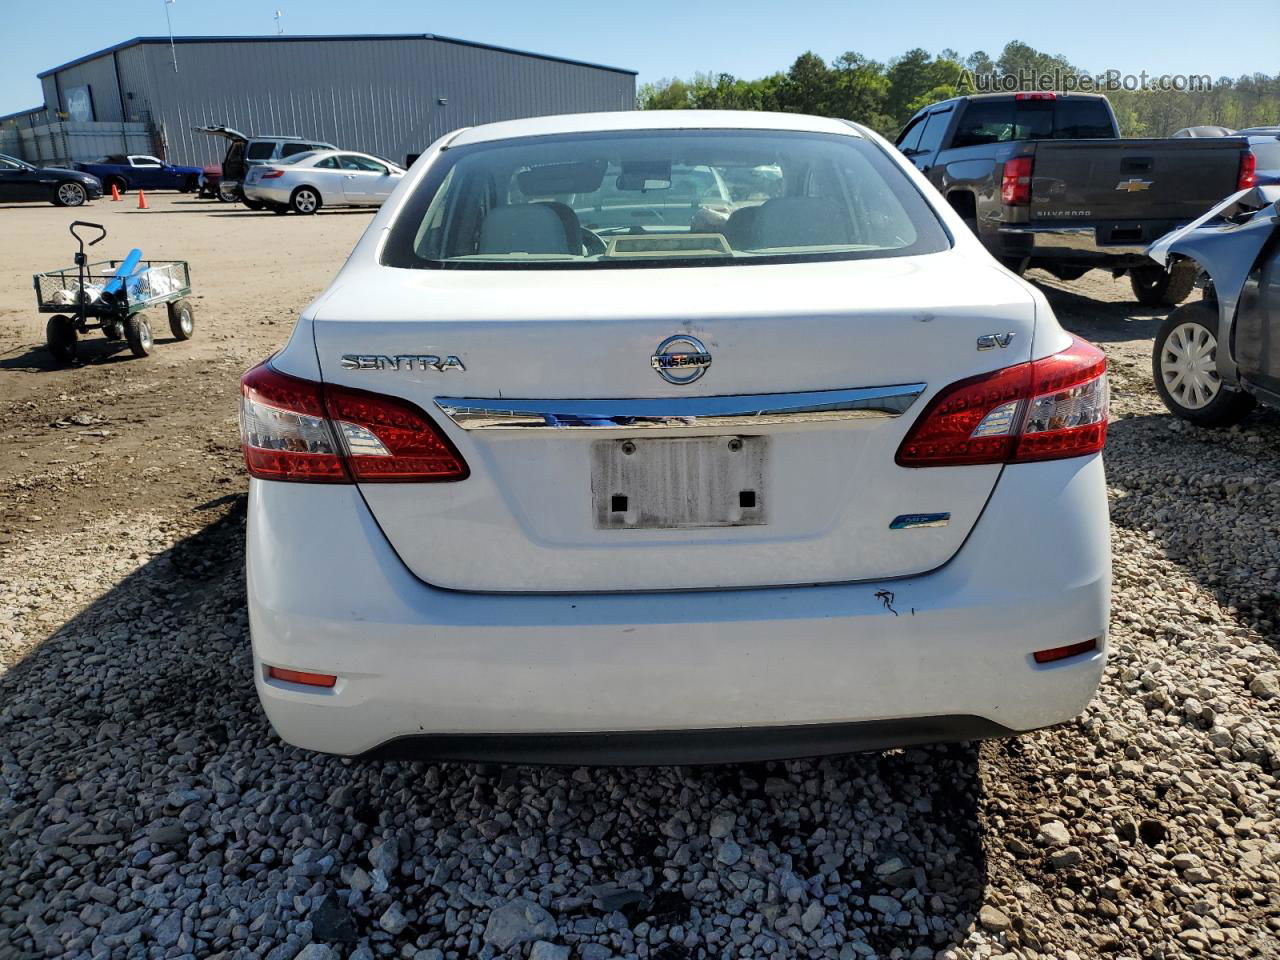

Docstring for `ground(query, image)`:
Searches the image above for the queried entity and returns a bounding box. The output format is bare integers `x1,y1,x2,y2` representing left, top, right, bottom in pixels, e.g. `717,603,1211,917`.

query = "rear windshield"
246,142,276,160
383,130,950,270
950,98,1114,148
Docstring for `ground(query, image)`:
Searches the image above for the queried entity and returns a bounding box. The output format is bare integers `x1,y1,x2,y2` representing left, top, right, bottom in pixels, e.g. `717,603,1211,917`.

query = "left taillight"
261,168,285,180
1001,155,1034,206
1237,151,1257,191
239,361,468,483
895,335,1108,467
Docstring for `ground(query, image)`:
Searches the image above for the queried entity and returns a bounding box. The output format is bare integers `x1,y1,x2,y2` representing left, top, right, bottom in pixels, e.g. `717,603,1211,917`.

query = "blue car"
1242,134,1280,186
72,154,204,195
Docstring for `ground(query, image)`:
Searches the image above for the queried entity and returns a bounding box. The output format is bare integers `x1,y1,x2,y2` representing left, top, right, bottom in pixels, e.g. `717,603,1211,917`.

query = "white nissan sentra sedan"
242,149,405,214
241,111,1111,763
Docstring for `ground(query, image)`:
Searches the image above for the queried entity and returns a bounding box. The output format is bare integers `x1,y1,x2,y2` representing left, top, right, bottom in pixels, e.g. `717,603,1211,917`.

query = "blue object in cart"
102,248,143,295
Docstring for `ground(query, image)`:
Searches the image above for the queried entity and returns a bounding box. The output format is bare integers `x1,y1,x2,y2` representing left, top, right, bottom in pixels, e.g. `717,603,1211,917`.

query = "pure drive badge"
340,354,465,372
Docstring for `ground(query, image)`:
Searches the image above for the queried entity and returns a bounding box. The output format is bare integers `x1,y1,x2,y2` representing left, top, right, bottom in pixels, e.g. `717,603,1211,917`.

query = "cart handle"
70,221,107,247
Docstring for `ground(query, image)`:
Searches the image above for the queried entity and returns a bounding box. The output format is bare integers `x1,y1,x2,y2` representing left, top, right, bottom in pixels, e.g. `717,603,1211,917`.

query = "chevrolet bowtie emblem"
1115,178,1153,192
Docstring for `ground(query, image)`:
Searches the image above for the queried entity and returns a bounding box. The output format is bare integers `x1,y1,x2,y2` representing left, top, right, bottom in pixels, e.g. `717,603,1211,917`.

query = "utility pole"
275,9,284,35
164,0,178,72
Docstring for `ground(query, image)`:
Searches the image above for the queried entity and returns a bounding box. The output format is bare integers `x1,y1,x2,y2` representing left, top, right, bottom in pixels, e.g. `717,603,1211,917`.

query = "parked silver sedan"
243,150,406,214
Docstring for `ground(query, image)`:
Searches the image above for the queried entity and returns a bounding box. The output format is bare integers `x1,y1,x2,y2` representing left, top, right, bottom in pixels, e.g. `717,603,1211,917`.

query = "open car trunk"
192,124,248,182
311,255,1038,592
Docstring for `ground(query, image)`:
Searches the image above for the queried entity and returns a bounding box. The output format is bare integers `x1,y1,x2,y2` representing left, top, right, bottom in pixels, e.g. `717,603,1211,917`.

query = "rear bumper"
994,223,1185,265
243,183,291,204
247,455,1110,761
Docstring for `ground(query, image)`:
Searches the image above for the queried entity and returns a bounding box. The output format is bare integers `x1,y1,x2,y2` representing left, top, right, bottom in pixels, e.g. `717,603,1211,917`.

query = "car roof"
447,111,865,147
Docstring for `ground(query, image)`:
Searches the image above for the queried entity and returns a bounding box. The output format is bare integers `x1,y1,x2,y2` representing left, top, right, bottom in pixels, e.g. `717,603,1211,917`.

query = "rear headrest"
747,196,853,249
478,204,575,255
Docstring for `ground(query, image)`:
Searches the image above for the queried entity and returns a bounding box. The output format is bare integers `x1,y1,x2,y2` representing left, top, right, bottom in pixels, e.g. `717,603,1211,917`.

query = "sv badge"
976,333,1015,351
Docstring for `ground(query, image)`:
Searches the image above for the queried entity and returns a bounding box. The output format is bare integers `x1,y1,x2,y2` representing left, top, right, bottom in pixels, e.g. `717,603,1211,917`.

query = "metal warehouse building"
9,33,635,166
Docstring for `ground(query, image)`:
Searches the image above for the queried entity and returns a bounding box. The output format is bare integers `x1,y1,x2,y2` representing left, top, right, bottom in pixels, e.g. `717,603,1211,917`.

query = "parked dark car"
1147,185,1280,424
193,125,335,207
0,154,102,206
895,93,1256,304
72,154,204,195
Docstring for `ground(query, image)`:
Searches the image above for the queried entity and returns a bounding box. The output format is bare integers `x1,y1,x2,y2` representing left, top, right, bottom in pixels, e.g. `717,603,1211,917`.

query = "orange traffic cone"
137,190,149,210
110,183,121,201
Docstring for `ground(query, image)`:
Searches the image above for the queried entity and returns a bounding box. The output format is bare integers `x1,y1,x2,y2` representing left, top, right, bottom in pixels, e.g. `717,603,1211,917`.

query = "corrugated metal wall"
48,36,635,166
46,54,125,122
15,122,152,166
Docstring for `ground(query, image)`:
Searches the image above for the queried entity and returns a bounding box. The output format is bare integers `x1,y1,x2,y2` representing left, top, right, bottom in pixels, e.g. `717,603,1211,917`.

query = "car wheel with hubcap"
54,182,88,207
124,316,154,358
167,299,195,340
46,315,78,364
1152,302,1255,426
291,187,321,215
1130,261,1197,306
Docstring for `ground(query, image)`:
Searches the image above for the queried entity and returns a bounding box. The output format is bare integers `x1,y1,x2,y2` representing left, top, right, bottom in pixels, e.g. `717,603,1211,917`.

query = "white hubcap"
1161,321,1220,410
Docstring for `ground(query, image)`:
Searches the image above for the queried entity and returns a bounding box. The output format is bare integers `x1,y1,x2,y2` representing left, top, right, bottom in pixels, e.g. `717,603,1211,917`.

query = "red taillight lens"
262,169,285,180
1238,151,1257,191
239,361,468,483
896,336,1108,467
1001,155,1034,206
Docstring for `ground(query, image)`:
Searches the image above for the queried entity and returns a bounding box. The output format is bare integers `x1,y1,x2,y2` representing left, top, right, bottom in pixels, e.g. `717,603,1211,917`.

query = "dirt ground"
0,193,373,544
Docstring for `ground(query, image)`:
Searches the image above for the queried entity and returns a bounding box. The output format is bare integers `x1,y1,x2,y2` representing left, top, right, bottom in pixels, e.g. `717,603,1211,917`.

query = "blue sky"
3,0,1274,116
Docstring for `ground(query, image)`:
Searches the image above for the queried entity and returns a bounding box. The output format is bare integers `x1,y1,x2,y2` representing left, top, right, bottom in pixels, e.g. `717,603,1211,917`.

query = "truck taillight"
896,336,1108,467
1001,155,1034,206
240,361,468,483
1238,151,1257,191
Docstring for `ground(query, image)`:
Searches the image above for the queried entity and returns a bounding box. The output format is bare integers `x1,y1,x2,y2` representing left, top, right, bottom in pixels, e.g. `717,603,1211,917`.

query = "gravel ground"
1,199,1279,960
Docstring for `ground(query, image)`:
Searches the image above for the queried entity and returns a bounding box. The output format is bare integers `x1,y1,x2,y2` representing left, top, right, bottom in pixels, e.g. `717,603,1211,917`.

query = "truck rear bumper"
995,223,1185,266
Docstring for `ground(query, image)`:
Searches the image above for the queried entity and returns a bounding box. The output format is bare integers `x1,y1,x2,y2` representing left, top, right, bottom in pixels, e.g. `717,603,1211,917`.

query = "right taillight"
1001,155,1034,206
896,336,1108,467
239,360,468,483
1238,150,1257,191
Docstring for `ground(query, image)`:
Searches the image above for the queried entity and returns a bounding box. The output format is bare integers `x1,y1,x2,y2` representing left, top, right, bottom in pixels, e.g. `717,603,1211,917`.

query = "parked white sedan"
243,149,405,214
241,111,1112,763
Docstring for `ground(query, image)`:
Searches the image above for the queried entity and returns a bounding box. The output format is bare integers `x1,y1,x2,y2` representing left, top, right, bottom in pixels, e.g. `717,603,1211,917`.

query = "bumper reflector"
268,666,338,688
1033,638,1098,665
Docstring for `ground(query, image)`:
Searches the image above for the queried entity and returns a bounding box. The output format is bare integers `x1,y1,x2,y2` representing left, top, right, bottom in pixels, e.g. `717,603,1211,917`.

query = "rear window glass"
951,98,1113,147
383,129,950,270
246,142,276,160
1251,140,1280,168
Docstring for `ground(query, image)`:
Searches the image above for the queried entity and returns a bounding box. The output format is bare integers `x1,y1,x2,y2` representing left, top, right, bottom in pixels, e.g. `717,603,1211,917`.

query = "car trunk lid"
311,254,1037,592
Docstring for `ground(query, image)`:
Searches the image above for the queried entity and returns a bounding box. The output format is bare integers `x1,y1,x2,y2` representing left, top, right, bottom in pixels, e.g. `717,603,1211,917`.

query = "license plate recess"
591,435,766,529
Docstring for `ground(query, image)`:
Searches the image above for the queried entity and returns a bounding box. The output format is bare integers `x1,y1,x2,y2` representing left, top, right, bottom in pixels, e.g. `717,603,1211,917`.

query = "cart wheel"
124,316,154,358
167,299,195,340
46,315,78,364
102,321,124,341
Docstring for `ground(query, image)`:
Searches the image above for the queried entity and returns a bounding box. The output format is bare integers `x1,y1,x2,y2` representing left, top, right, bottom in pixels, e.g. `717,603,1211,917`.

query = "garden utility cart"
34,220,195,364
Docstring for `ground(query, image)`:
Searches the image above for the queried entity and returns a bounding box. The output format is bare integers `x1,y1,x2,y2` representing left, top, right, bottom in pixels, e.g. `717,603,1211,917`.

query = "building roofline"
37,33,637,79
0,105,46,124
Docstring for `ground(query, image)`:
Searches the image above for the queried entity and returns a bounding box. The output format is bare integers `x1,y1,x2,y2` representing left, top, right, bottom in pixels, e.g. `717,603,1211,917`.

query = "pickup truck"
896,92,1257,304
71,155,204,195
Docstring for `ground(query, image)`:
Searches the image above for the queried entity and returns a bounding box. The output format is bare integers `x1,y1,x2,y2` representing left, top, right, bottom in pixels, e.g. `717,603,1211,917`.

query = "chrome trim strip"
435,384,926,430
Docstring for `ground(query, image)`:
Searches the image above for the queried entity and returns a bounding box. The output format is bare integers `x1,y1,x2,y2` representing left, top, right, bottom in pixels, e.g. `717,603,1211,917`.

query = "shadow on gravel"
0,494,989,957
1029,280,1169,343
0,334,186,373
1106,411,1280,645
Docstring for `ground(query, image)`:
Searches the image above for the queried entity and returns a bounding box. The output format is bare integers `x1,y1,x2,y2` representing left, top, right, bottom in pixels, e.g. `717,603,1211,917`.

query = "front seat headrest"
478,204,575,255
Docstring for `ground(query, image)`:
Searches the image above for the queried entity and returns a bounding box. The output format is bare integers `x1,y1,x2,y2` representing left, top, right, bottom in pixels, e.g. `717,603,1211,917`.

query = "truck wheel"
46,315,78,364
124,316,154,358
1130,262,1197,306
1152,302,1255,427
167,299,195,340
291,187,321,215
